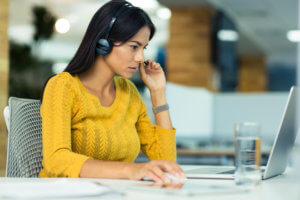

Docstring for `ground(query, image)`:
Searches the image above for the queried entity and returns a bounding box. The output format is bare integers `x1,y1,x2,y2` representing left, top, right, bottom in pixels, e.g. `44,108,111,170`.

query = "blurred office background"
0,0,299,174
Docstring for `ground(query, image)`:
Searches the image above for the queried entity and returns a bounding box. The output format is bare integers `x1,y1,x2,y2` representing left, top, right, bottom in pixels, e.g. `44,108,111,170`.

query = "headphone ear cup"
96,39,113,55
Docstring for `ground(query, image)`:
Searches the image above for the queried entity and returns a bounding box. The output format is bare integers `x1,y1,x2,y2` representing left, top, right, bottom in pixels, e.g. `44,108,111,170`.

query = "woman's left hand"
139,60,166,92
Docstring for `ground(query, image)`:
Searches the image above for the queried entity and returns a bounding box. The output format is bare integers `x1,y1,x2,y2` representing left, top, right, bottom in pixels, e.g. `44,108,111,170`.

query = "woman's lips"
129,67,137,72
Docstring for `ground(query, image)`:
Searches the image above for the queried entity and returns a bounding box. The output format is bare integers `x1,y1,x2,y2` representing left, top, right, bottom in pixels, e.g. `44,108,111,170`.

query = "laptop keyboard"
218,168,265,174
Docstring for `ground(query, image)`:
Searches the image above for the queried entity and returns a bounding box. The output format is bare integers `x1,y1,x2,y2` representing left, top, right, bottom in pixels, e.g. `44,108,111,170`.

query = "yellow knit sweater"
40,72,176,177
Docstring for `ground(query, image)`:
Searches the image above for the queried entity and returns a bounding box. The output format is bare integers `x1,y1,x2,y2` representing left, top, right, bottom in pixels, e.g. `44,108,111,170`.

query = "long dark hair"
40,0,155,101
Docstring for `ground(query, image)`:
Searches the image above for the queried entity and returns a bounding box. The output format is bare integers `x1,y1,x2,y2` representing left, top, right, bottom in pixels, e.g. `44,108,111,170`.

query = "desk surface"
177,149,270,156
176,141,272,156
0,165,299,200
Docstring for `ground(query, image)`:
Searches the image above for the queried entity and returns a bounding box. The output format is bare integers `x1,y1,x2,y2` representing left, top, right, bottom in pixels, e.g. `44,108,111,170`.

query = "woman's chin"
118,73,134,79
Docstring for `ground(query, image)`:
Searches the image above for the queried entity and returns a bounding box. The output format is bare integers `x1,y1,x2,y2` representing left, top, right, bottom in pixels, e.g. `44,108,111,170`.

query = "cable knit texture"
40,72,176,177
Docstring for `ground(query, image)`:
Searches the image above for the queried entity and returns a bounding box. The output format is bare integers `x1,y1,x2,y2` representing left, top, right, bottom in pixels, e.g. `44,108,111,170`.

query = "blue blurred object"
268,64,296,91
212,11,238,92
156,46,166,72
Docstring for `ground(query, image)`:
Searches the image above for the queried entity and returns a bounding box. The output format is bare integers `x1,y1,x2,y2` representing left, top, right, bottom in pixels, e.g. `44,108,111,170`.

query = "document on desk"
0,179,120,199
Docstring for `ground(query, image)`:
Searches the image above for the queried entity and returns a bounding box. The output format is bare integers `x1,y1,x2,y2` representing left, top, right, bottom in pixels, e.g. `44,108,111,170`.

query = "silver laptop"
185,86,298,180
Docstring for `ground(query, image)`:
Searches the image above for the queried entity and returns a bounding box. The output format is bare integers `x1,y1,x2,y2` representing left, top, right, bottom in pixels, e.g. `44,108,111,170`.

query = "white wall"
213,92,288,143
165,83,214,140
142,83,290,144
142,82,214,140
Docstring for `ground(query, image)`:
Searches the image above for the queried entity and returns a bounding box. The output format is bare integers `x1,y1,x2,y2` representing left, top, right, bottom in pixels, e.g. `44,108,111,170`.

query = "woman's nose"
135,50,145,63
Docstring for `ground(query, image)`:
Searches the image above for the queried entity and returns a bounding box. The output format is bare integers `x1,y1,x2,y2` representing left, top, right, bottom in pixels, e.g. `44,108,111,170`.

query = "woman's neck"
78,57,115,95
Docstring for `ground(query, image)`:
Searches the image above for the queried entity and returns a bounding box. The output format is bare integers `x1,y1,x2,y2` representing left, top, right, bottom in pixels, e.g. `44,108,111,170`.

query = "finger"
167,183,183,189
146,171,164,183
149,60,158,70
173,183,184,189
154,63,161,70
152,166,171,183
139,62,147,77
152,63,163,73
171,163,186,177
159,161,184,178
156,161,178,177
172,165,186,178
149,61,160,70
166,161,185,177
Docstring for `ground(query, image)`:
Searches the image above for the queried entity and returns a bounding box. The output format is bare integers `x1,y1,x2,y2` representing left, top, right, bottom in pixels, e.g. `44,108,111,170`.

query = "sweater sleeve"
40,75,90,177
136,101,177,161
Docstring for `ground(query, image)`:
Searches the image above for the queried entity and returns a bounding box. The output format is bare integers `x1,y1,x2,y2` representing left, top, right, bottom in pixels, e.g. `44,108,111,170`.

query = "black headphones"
96,3,133,55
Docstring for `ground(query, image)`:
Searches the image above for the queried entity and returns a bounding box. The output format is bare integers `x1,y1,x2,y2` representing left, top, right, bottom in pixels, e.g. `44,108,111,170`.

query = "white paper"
0,179,117,199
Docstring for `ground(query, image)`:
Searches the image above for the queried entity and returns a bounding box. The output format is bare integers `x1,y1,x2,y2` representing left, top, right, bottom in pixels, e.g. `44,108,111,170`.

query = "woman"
40,0,185,183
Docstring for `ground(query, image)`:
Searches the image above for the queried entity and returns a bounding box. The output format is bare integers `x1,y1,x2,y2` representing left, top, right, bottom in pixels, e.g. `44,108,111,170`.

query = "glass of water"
234,122,262,186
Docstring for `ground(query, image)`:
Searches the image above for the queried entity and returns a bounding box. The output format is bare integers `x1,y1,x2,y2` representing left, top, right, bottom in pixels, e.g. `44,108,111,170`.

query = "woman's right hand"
127,160,186,183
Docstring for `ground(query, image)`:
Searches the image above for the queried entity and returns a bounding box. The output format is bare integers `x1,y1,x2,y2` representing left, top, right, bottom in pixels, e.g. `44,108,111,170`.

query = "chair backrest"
5,97,43,177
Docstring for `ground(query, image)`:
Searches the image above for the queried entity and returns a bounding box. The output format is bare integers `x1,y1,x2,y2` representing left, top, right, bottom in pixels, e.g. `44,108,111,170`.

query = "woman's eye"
130,45,138,50
143,46,147,50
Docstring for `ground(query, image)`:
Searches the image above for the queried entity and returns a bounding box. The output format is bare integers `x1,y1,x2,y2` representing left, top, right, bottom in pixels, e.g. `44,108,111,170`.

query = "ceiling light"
217,30,239,42
157,7,171,20
55,18,70,34
287,30,300,42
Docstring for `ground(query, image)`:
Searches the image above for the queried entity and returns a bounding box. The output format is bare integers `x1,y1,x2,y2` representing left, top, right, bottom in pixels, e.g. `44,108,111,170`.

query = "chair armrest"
3,106,10,133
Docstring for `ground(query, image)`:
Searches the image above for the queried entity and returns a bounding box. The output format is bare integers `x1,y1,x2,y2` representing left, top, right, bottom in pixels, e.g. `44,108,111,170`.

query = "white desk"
94,165,300,200
1,165,299,200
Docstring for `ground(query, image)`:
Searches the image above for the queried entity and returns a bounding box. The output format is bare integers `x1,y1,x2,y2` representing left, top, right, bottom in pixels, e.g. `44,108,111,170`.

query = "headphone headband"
96,2,133,55
104,3,133,40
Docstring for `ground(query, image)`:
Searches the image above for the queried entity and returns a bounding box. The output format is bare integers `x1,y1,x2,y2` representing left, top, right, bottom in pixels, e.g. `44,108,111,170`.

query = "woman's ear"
112,41,123,47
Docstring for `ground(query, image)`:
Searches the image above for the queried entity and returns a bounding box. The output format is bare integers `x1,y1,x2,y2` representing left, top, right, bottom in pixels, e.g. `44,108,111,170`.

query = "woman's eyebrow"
130,40,148,47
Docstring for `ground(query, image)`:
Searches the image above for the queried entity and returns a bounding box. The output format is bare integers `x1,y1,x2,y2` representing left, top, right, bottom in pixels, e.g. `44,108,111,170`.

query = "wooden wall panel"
237,56,267,92
0,0,9,176
167,7,215,90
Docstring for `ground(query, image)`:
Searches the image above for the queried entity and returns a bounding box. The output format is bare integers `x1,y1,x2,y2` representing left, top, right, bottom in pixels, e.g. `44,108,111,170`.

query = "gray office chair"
3,97,43,177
